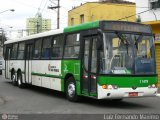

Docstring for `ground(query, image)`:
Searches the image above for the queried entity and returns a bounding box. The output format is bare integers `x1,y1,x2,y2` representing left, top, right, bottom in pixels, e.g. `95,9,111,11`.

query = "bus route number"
140,80,148,84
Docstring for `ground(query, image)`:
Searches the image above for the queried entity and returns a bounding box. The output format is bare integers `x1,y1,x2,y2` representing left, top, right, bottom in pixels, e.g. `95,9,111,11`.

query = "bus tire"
11,72,17,86
17,73,24,88
0,70,2,75
65,77,78,102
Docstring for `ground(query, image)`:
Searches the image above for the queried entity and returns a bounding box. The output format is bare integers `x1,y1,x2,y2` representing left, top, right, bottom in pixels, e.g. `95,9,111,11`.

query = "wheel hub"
12,74,16,81
68,83,75,97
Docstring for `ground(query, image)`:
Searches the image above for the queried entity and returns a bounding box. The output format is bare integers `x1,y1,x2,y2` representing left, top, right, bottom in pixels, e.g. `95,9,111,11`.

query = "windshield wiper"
116,32,130,54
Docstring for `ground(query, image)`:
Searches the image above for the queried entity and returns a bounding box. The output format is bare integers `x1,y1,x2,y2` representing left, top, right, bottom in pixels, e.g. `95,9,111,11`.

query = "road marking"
157,94,160,97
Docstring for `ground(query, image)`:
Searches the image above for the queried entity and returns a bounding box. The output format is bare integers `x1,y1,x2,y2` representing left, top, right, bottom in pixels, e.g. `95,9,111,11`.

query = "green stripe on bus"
98,76,157,88
64,21,100,33
31,72,63,79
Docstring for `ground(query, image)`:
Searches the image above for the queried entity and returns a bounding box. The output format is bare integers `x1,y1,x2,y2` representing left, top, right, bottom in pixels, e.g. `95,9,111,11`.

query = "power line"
117,8,153,21
39,0,45,8
49,0,57,6
7,0,56,15
41,0,49,13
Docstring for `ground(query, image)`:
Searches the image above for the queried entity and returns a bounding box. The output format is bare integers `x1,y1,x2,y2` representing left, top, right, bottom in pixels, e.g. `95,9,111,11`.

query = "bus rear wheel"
65,77,78,102
17,73,24,88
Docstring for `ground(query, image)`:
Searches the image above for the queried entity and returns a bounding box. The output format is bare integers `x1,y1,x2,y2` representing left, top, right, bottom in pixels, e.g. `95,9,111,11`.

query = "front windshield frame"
99,31,156,75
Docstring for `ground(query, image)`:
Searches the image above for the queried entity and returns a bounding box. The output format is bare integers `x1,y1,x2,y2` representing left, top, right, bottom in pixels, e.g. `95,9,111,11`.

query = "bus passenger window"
17,42,25,59
51,35,63,59
11,43,18,59
33,39,42,59
64,33,80,58
41,37,51,59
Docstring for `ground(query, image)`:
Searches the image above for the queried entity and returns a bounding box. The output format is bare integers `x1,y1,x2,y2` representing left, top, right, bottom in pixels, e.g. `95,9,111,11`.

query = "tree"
0,31,6,46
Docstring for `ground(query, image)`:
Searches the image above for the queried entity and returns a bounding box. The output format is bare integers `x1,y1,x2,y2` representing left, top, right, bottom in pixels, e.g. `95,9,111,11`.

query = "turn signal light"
102,85,107,89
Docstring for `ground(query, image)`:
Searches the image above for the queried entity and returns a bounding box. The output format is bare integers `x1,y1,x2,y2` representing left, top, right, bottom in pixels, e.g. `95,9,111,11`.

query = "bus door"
82,36,98,95
5,47,11,79
25,44,33,84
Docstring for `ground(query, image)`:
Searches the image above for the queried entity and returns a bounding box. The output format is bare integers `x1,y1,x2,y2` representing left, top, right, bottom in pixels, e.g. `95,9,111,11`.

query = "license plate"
129,92,138,97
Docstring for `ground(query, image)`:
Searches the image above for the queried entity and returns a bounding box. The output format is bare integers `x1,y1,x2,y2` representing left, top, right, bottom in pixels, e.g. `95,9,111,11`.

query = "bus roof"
64,21,100,33
4,20,151,45
4,21,100,45
4,29,63,44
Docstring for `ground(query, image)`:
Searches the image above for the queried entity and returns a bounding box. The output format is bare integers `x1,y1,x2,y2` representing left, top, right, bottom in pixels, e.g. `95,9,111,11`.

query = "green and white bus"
4,20,158,101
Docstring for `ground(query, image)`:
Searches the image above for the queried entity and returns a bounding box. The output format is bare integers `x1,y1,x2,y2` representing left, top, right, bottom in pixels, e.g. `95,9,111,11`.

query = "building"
136,0,160,87
68,0,136,26
26,11,51,35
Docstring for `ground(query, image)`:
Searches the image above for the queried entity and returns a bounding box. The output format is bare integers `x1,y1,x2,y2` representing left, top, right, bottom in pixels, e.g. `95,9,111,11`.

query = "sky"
0,0,135,39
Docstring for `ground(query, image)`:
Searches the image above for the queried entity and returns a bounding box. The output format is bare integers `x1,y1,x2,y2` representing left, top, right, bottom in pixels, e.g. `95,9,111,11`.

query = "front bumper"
98,85,158,99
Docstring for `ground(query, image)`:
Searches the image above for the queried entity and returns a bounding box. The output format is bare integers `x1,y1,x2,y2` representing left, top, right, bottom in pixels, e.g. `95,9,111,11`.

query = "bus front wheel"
112,99,123,102
65,77,78,102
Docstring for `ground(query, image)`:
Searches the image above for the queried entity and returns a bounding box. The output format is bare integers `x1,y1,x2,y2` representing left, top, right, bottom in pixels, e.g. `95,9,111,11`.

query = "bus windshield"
99,32,156,75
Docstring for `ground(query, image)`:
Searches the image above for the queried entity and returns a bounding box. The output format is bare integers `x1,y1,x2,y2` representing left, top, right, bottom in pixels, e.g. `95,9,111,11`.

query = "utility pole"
48,0,60,29
57,0,60,29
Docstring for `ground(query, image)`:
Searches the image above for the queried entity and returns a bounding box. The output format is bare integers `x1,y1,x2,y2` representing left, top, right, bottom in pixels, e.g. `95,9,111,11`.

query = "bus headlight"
148,84,156,88
108,85,113,89
151,84,156,88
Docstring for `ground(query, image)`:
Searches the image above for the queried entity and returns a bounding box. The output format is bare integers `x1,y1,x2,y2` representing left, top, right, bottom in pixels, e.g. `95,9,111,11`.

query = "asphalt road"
0,74,160,115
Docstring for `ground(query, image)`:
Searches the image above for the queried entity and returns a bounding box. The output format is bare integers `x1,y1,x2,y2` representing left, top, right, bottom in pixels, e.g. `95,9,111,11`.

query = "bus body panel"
61,60,81,95
98,85,157,99
6,60,11,79
9,60,25,82
31,60,62,91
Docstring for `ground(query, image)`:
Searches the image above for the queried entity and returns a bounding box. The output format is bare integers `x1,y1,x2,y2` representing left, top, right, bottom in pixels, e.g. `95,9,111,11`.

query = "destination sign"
102,21,152,33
